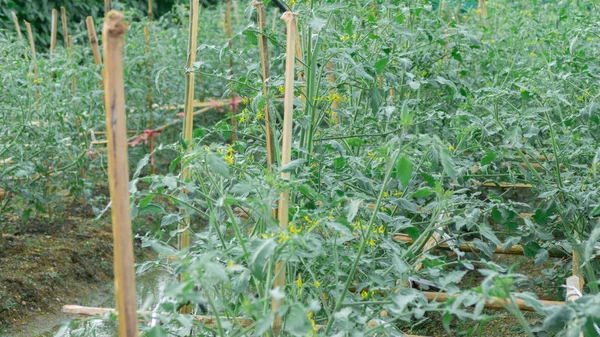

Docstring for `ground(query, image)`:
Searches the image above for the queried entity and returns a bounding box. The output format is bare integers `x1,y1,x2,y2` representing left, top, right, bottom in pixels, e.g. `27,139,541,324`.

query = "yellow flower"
530,52,536,57
227,260,234,268
326,92,343,103
242,97,249,104
290,224,302,235
377,225,385,234
587,37,594,42
289,0,297,5
203,145,211,151
352,33,357,39
361,290,368,299
278,85,285,93
448,145,455,151
295,278,303,287
225,154,234,165
393,190,403,197
519,88,525,93
278,232,290,243
368,239,376,246
226,145,234,155
340,34,350,42
256,111,264,120
314,281,322,288
240,117,246,123
368,152,375,158
383,191,388,198
380,206,387,212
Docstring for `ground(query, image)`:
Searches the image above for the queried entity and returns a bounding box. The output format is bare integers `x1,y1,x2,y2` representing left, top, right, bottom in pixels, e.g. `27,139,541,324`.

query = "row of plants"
2,0,599,336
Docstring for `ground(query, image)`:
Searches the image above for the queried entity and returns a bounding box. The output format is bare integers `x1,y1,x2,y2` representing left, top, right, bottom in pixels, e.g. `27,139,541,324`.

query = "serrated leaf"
481,150,496,166
374,58,389,74
346,199,361,222
284,304,312,337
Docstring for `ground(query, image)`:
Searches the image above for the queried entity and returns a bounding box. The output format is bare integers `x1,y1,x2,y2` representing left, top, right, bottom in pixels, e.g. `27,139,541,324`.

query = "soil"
0,197,147,336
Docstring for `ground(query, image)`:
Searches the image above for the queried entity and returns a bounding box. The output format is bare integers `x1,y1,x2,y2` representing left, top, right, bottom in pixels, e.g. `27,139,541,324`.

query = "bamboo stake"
25,21,36,60
179,0,200,315
69,35,75,94
60,7,68,48
148,0,153,21
11,12,28,60
144,24,155,174
272,12,298,337
423,291,564,311
102,10,139,337
105,0,112,14
393,233,600,260
572,248,584,290
50,9,58,56
252,2,276,173
566,276,582,302
226,0,237,142
478,0,488,18
86,17,103,67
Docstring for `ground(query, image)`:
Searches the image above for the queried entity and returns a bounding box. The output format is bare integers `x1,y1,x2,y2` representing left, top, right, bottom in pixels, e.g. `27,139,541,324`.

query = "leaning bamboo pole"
105,0,112,14
252,2,276,172
423,291,564,311
50,9,58,55
226,0,237,142
178,0,200,315
145,6,155,174
393,233,600,260
60,7,68,48
11,12,27,60
102,10,139,337
86,17,104,89
272,11,298,337
24,21,36,60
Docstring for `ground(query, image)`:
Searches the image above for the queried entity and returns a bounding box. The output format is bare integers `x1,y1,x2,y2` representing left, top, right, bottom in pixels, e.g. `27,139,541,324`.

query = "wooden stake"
478,0,488,18
179,0,200,314
144,24,155,174
423,291,564,311
252,2,276,172
102,11,139,337
50,9,58,56
272,11,298,337
572,248,584,290
60,7,69,48
11,12,27,60
69,35,75,94
86,17,102,67
105,0,112,14
148,0,153,21
24,21,36,60
226,0,237,142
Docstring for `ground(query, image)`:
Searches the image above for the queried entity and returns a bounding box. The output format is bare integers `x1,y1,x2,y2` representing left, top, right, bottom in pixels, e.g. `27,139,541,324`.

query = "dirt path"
0,200,119,336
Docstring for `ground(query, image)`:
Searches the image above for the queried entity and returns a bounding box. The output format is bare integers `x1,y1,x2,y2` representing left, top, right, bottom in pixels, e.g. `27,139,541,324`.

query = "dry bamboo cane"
272,12,298,337
69,35,75,94
105,0,112,14
11,12,28,60
61,7,68,48
24,21,39,100
50,9,58,55
86,17,104,89
572,247,584,290
148,0,153,21
144,24,155,174
252,2,276,173
179,0,200,315
102,10,139,337
226,0,237,142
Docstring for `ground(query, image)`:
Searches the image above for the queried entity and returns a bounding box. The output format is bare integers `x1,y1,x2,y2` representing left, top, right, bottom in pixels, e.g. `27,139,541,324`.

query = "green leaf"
162,175,177,190
374,58,389,74
412,188,433,198
439,148,457,179
207,153,230,178
244,29,258,45
279,158,306,173
150,241,177,257
534,249,549,267
284,305,312,337
396,156,413,188
481,150,497,166
161,213,181,227
346,199,361,222
250,239,276,281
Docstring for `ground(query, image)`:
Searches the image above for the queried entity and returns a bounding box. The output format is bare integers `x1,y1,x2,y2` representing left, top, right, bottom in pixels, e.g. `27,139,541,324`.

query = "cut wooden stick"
50,9,58,55
226,0,237,142
102,11,139,337
423,291,564,312
395,233,600,260
86,17,103,67
272,11,298,337
179,0,200,315
252,1,276,173
24,21,38,80
11,12,28,60
144,24,155,174
60,7,68,48
69,35,75,94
